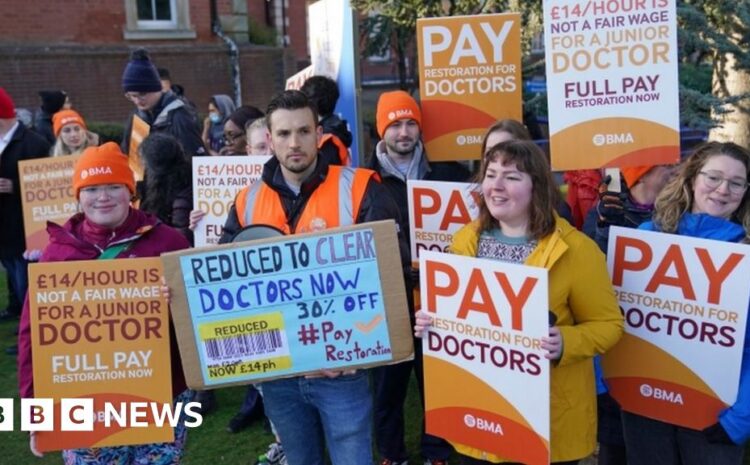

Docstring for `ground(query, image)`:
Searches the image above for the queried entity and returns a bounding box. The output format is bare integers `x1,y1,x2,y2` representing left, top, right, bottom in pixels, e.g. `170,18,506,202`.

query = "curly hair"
652,141,750,240
476,140,561,240
138,133,192,226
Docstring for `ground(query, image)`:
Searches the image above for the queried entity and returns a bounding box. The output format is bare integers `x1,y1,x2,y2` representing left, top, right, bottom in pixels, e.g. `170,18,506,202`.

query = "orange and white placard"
407,180,480,268
192,156,270,246
603,227,750,429
417,14,522,161
420,251,549,464
28,258,173,451
544,0,679,170
19,155,80,251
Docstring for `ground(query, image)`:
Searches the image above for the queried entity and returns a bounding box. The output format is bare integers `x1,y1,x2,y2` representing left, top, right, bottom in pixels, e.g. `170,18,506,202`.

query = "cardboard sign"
161,220,412,389
192,156,270,246
19,155,80,251
603,227,750,429
128,115,149,181
28,258,173,451
421,251,549,464
417,13,522,161
544,0,679,170
407,180,480,268
285,65,315,91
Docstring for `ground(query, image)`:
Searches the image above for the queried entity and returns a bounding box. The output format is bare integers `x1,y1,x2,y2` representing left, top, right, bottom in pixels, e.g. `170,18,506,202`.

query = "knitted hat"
122,49,162,93
376,90,422,137
52,109,87,136
39,90,67,114
0,87,16,119
73,142,135,198
621,165,655,189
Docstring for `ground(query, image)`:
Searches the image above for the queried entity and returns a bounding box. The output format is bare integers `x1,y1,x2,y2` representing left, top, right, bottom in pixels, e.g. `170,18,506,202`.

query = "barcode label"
204,330,284,360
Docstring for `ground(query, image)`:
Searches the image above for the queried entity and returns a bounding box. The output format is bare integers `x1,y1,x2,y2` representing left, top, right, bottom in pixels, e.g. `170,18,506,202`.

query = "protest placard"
407,180,480,268
127,115,149,181
192,156,270,246
417,13,522,161
420,251,549,464
603,227,750,429
19,155,80,251
28,258,173,451
161,220,412,389
544,0,679,170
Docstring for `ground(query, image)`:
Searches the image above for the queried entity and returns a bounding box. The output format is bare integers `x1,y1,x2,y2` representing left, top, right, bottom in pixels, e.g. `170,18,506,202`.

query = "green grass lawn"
0,270,425,465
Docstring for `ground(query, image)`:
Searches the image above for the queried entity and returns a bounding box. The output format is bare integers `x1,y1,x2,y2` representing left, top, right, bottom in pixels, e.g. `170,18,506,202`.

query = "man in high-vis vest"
368,90,471,465
220,90,403,465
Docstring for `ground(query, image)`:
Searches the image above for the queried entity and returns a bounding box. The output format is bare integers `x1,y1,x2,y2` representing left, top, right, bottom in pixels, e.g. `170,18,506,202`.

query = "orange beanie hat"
53,110,87,136
376,90,422,138
73,142,135,198
621,165,655,189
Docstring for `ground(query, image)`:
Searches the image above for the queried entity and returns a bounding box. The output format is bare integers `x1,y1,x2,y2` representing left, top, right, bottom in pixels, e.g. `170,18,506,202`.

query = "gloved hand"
596,175,628,228
702,422,734,445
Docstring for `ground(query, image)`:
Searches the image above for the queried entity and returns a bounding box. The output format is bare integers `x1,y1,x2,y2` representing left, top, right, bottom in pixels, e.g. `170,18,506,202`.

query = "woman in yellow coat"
416,140,624,464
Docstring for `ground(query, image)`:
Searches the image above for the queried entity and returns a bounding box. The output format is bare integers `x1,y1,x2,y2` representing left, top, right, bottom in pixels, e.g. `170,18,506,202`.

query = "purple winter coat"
18,208,190,399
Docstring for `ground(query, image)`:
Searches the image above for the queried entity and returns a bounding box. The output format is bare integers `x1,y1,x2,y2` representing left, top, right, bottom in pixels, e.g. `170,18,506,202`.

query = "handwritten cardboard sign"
417,13,522,161
603,227,750,429
421,251,550,464
28,258,173,451
19,155,80,251
161,220,412,389
544,0,679,169
192,156,270,246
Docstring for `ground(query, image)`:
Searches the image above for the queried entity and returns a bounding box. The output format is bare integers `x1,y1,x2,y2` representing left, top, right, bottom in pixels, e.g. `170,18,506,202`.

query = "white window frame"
124,0,196,40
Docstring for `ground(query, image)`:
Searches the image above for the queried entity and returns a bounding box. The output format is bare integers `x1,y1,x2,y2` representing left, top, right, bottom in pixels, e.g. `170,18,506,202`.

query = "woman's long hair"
138,133,192,225
51,130,99,157
480,119,532,156
476,140,560,240
652,142,750,239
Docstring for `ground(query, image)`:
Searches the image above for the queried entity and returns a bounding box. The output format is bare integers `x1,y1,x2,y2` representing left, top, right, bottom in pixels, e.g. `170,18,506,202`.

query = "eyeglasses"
698,171,749,195
124,92,151,102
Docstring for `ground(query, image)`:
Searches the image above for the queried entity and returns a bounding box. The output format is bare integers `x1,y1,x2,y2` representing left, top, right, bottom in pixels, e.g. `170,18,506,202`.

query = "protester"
580,163,674,465
17,142,193,463
246,117,271,156
202,95,236,156
0,88,50,353
415,140,624,465
51,109,99,156
367,89,469,465
621,141,750,465
219,105,264,156
33,90,68,144
137,133,193,244
300,75,352,148
120,48,205,157
219,90,402,465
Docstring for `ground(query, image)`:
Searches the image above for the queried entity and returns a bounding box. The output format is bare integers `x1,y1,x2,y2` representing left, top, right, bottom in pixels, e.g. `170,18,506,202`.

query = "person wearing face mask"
202,95,236,156
620,142,750,465
415,140,624,465
51,109,99,157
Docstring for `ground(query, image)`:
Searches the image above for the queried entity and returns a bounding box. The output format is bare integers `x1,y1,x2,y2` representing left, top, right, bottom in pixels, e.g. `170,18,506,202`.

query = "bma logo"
81,166,113,179
592,133,634,146
456,135,483,146
640,383,684,405
463,413,504,435
387,109,414,121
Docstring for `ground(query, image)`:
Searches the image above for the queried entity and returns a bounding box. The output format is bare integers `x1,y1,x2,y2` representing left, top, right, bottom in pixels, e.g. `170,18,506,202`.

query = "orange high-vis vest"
234,165,376,234
319,133,350,166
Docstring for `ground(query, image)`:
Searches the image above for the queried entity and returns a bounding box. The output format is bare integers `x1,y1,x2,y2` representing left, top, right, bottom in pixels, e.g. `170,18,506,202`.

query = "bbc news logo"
0,398,203,431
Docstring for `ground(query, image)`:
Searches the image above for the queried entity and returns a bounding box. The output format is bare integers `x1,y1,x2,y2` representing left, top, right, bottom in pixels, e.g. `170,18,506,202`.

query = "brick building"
0,0,308,124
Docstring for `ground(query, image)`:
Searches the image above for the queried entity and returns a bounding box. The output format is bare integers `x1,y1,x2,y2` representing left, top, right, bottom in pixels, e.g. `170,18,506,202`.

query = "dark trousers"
238,384,262,416
460,456,579,465
622,411,743,465
1,256,27,315
597,393,627,465
372,337,452,461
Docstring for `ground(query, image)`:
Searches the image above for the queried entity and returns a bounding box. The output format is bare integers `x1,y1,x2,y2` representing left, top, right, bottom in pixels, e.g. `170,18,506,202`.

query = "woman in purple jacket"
17,143,192,464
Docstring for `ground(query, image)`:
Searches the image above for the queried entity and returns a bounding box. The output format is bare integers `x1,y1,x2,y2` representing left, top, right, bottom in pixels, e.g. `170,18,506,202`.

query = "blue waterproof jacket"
640,213,750,444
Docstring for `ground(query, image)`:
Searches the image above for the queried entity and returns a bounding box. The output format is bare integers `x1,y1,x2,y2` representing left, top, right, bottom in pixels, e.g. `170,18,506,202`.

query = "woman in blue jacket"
623,141,750,464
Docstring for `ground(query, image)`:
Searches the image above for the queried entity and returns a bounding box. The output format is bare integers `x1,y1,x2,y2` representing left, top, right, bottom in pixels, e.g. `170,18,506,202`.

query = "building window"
124,0,196,40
